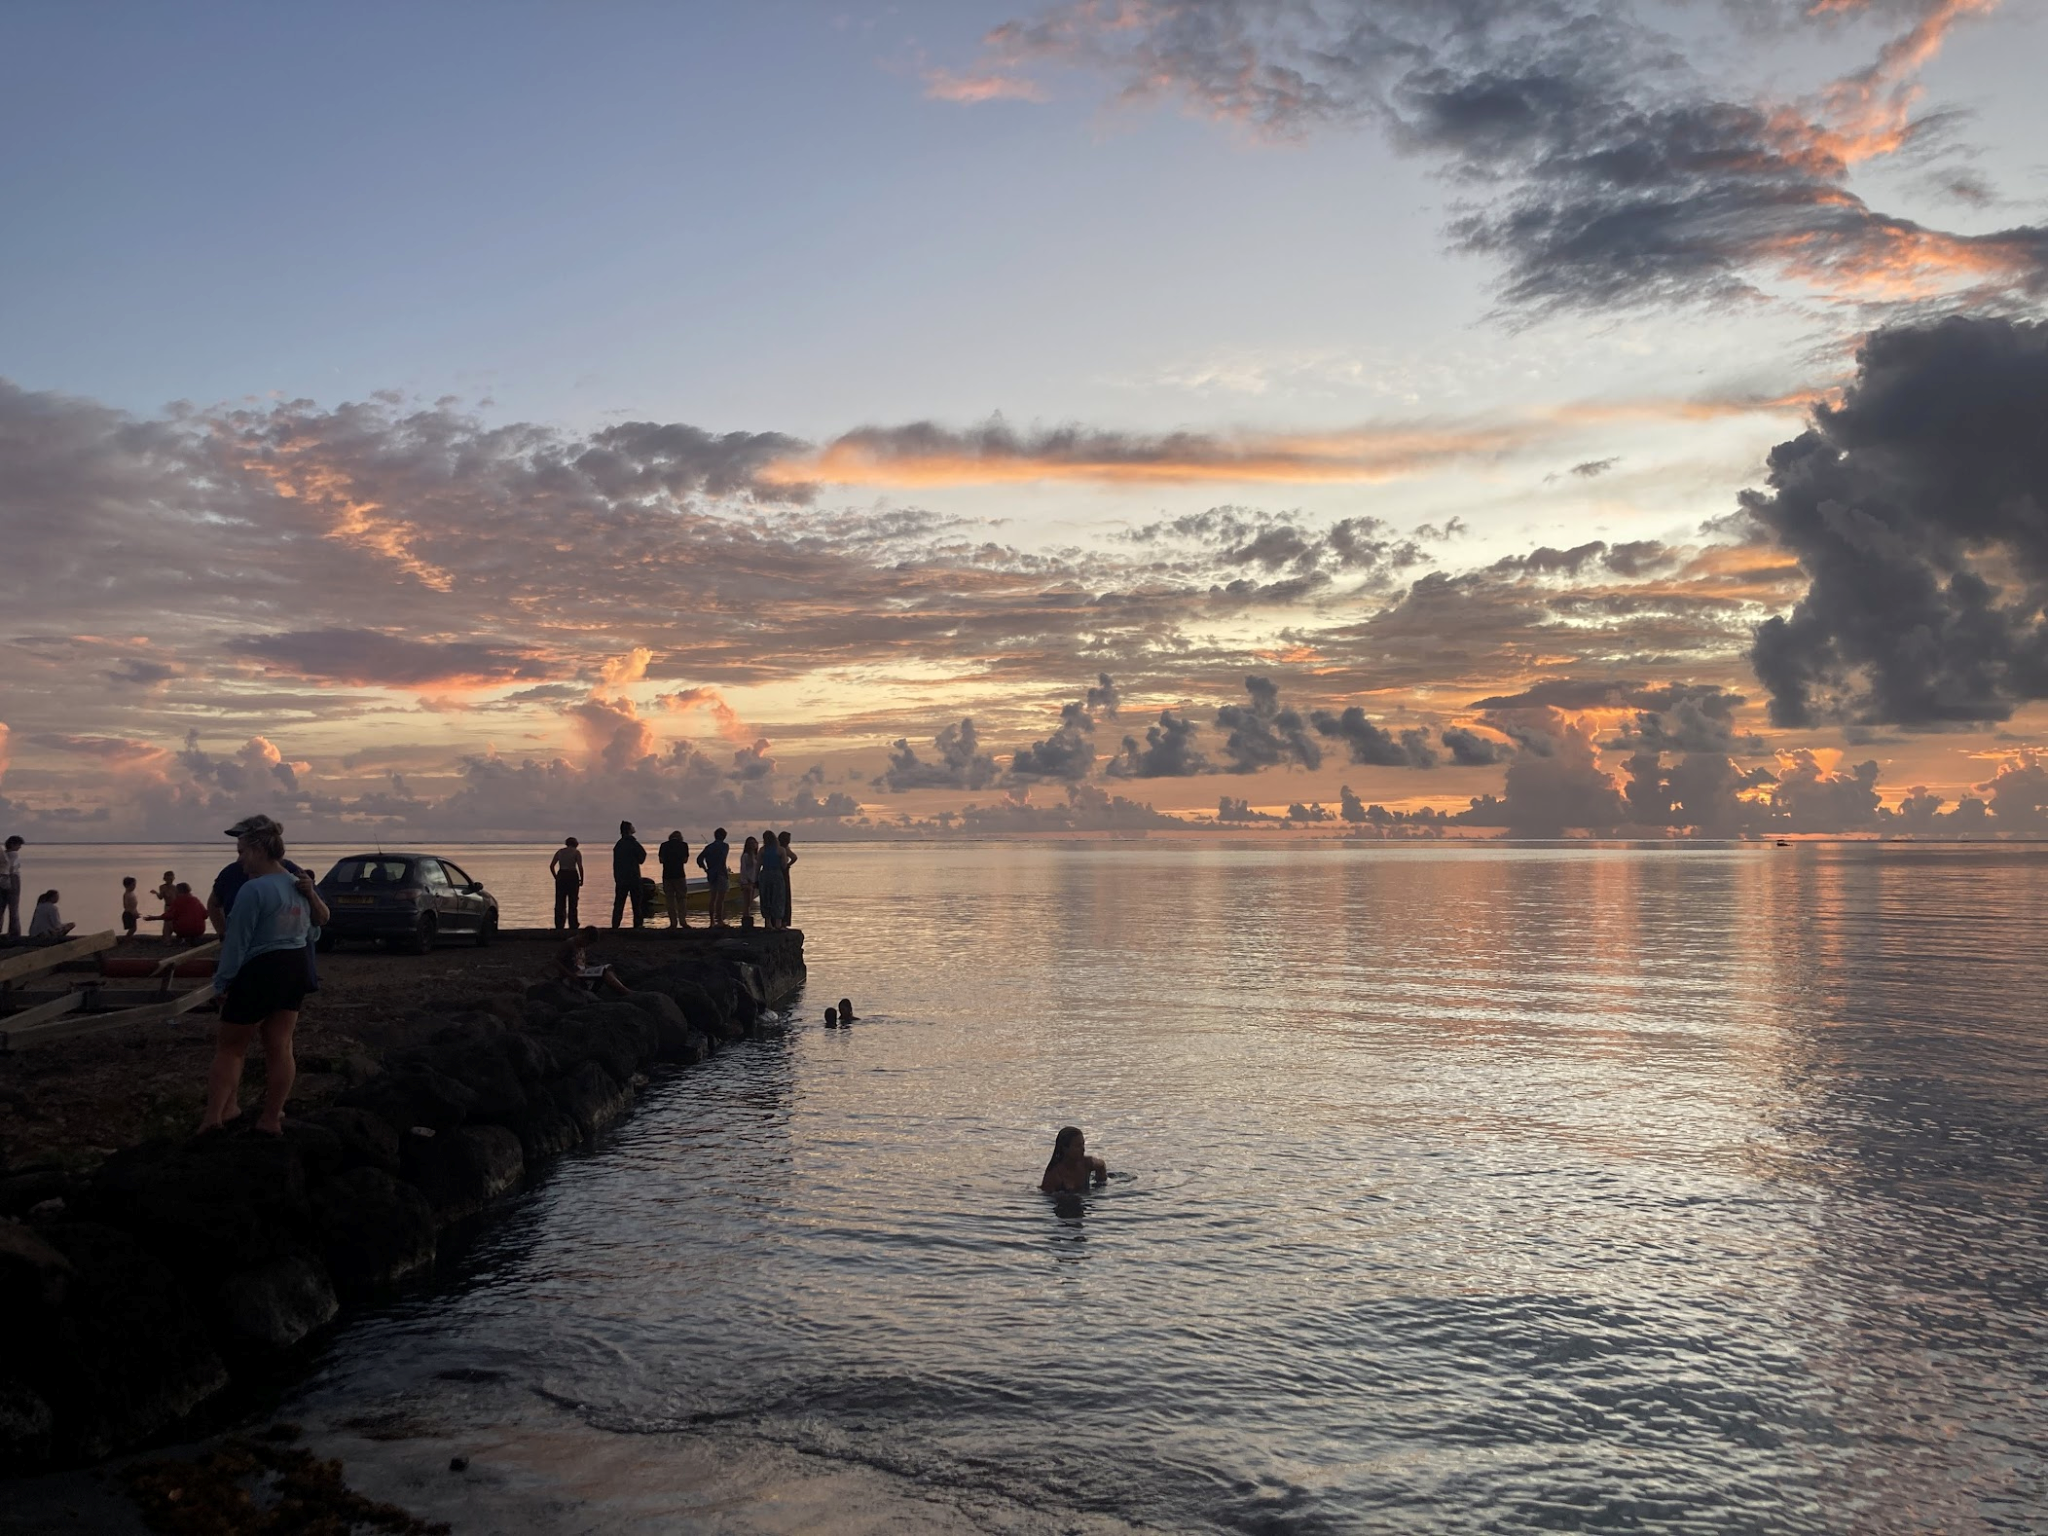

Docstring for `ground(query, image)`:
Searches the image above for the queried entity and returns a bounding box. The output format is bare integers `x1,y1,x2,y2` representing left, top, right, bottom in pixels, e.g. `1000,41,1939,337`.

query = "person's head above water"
824,1006,838,1026
837,997,855,1020
1051,1126,1085,1162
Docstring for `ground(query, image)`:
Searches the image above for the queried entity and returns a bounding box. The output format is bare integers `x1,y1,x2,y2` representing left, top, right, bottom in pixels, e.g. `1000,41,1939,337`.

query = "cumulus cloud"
1747,316,2048,729
1441,725,1515,766
1217,675,1323,773
877,719,1000,793
1106,709,1211,778
1310,705,1437,768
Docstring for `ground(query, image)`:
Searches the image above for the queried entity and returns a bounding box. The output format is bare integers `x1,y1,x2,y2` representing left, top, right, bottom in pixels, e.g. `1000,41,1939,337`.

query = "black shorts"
220,947,308,1025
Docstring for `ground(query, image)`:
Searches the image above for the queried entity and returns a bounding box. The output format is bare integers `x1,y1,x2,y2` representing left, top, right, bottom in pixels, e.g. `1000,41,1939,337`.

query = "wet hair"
1051,1126,1084,1160
824,1007,837,1024
837,997,853,1018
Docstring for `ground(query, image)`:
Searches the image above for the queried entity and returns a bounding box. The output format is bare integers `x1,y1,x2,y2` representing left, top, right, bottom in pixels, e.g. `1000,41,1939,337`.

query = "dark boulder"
296,1106,400,1174
0,1169,73,1218
540,1002,656,1084
422,1035,529,1122
279,1119,347,1179
500,1097,581,1162
337,1063,476,1132
402,1125,525,1223
28,1222,230,1464
0,1376,55,1474
215,1254,338,1351
309,1167,436,1293
85,1136,311,1282
0,1221,75,1312
548,1061,633,1139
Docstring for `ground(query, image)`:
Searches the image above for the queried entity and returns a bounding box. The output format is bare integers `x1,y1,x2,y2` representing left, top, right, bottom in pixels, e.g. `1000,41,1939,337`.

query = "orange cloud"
239,449,455,591
659,685,755,746
924,67,1047,102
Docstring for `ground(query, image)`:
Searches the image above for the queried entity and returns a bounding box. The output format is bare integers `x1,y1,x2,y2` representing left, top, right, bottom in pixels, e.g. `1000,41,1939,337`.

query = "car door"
440,859,485,929
415,858,468,933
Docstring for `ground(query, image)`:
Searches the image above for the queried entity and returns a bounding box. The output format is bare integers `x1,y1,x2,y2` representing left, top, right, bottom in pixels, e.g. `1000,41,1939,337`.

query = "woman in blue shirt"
199,820,327,1137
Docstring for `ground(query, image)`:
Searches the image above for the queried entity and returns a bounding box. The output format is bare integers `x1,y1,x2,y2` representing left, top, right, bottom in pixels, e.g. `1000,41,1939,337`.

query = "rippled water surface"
91,841,2048,1532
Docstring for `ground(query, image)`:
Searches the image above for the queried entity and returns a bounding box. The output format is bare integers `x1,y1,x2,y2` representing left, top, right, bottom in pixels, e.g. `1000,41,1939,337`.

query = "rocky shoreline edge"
0,928,804,1478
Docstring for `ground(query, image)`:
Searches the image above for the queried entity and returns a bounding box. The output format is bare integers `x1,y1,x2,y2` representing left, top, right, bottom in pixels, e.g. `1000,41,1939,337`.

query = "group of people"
0,837,226,947
1,837,84,942
548,822,802,932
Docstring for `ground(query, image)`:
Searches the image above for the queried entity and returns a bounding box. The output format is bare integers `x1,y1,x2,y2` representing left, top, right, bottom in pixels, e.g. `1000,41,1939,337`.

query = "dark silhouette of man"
658,830,691,929
611,820,647,929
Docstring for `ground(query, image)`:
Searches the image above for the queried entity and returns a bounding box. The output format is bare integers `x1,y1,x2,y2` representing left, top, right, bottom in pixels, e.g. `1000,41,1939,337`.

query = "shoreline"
0,926,806,1482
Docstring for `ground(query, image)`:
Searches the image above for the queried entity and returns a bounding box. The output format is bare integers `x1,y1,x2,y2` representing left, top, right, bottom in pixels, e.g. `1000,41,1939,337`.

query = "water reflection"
285,842,2048,1534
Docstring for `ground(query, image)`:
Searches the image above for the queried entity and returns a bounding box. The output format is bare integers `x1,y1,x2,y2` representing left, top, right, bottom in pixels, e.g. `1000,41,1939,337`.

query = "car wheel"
475,910,497,948
410,914,437,954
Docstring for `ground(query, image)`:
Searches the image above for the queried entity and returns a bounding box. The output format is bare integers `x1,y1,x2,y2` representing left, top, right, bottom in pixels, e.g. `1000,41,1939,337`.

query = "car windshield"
326,858,415,887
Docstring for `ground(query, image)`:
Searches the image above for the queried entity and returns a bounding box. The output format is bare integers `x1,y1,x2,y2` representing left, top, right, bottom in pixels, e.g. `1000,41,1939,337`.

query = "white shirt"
29,901,64,937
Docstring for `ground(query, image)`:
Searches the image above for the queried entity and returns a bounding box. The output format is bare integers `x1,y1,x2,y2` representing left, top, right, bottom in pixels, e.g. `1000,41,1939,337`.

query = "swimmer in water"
824,1006,839,1027
1039,1126,1107,1193
838,997,856,1022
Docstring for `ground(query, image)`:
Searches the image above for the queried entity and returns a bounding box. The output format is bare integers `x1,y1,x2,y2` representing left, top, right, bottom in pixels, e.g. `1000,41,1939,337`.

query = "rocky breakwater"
0,927,804,1476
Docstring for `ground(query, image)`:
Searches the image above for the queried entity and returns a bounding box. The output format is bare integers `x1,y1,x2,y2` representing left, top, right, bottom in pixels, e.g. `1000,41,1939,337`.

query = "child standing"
121,876,140,935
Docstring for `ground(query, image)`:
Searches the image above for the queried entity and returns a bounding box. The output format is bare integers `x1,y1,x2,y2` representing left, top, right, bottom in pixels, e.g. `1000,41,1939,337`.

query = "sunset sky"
4,0,2047,838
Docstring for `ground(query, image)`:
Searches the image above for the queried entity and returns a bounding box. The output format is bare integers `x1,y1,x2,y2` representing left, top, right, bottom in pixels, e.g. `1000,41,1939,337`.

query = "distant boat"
1776,840,1791,847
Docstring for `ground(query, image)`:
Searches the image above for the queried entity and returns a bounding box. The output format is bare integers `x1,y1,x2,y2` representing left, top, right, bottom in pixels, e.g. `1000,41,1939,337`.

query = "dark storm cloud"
1441,725,1514,765
1216,675,1324,773
1012,701,1099,781
1309,706,1438,768
1106,709,1211,778
1085,672,1120,715
1746,316,2048,729
224,629,555,687
876,719,1000,793
978,0,2046,312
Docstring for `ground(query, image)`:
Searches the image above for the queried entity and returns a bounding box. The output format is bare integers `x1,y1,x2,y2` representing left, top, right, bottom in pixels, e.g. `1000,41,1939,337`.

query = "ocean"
21,840,2048,1532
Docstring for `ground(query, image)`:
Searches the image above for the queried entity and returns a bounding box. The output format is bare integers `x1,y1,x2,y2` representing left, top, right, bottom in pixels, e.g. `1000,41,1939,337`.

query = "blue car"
316,852,499,952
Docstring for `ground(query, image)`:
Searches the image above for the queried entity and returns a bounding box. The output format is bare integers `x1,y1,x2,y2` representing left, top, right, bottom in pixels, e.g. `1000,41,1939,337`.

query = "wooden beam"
0,990,84,1039
0,931,117,985
3,983,216,1049
151,941,219,987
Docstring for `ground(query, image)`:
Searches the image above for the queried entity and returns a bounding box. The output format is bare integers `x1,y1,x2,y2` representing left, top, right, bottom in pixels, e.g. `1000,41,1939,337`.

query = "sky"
4,0,2048,841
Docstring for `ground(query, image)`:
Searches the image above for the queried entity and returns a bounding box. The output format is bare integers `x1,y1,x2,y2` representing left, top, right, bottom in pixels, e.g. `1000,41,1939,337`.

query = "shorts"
122,912,138,935
220,947,308,1025
707,872,730,891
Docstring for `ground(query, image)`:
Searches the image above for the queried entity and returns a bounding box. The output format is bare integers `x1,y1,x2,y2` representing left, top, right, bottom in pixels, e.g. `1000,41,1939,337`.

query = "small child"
154,871,177,938
121,876,139,935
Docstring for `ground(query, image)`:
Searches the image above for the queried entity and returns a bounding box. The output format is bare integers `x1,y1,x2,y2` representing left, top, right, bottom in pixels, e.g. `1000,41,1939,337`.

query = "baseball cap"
224,814,284,838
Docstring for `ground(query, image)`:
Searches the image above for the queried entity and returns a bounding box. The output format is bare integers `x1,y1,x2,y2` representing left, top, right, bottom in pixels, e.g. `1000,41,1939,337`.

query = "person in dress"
775,831,798,928
737,835,760,928
756,828,787,931
200,824,328,1136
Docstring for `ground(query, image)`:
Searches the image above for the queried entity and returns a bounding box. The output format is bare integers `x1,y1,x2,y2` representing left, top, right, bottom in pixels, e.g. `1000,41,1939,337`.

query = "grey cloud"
1747,317,2048,729
224,629,554,687
1215,795,1282,823
108,658,177,687
1571,458,1618,478
1441,725,1514,765
1085,672,1120,716
1217,675,1323,773
1011,701,1098,781
574,420,813,503
877,719,1000,793
1106,709,1211,778
1310,705,1437,768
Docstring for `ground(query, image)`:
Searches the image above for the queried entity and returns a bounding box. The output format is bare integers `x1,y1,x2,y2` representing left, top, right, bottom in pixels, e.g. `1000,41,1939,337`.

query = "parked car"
315,852,499,952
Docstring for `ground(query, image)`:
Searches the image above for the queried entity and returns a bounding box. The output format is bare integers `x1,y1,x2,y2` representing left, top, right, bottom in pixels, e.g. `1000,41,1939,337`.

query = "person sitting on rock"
1040,1126,1108,1194
556,926,630,995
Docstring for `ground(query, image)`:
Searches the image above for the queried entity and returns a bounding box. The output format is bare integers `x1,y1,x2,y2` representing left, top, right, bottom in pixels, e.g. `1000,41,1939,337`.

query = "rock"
524,980,589,1018
216,1255,339,1351
449,1454,469,1472
548,1061,633,1139
0,1221,75,1310
499,1098,580,1163
296,1107,401,1174
423,1037,528,1122
309,1168,436,1293
86,1136,312,1282
0,1170,72,1217
337,1063,476,1133
279,1119,347,1178
402,1125,525,1223
0,1376,55,1474
541,1002,657,1085
30,1222,230,1464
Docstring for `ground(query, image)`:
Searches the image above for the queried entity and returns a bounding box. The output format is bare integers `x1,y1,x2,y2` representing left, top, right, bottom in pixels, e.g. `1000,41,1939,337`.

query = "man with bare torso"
550,837,584,929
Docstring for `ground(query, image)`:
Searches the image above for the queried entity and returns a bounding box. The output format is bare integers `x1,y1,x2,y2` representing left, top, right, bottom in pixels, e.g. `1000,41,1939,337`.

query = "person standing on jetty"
737,835,760,927
612,820,647,929
697,827,731,926
776,830,798,928
210,816,320,995
756,828,786,931
550,836,585,929
200,822,327,1137
659,830,691,929
2,835,23,937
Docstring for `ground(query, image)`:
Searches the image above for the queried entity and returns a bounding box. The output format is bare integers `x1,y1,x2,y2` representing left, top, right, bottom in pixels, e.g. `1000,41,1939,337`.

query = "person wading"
612,820,647,929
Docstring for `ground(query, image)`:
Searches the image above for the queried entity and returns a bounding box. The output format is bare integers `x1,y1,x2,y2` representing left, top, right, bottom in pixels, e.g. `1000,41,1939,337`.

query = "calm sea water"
31,841,2048,1531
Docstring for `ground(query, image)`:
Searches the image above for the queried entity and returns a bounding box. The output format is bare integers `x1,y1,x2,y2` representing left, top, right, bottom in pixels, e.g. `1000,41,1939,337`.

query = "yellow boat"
641,877,755,921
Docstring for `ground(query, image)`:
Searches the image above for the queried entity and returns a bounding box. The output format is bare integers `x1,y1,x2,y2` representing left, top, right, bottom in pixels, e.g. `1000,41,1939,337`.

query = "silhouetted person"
757,828,786,930
557,926,631,994
775,831,797,927
28,889,73,940
121,876,139,936
550,837,584,929
838,997,856,1022
2,835,24,937
697,828,731,926
737,835,760,927
1040,1126,1107,1193
659,830,691,929
154,870,178,940
146,882,209,943
612,820,647,929
210,816,321,996
824,1006,838,1027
